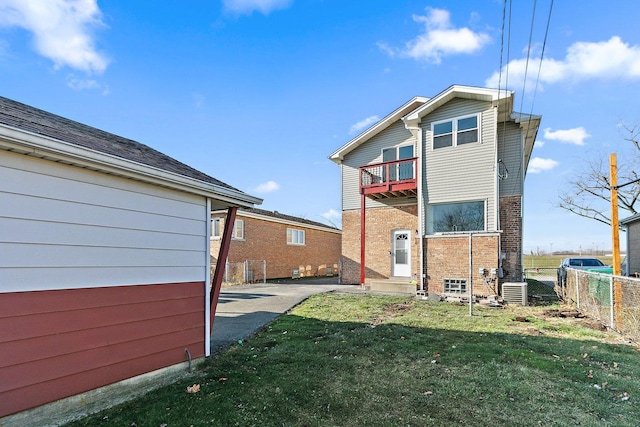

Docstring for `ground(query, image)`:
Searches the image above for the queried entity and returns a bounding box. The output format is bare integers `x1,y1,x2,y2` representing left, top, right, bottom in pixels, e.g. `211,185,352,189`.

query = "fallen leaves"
186,384,201,394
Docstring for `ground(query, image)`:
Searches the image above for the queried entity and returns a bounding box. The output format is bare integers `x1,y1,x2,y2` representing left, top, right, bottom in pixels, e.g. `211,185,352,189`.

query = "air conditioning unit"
502,282,528,306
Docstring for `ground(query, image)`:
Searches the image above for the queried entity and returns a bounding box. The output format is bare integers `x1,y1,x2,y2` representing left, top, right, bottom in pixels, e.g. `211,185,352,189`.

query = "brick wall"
424,234,500,296
341,204,419,284
210,214,341,280
499,195,523,282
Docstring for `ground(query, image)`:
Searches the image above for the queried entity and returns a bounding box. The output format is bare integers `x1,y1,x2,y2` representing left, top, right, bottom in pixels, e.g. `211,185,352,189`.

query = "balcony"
359,157,418,200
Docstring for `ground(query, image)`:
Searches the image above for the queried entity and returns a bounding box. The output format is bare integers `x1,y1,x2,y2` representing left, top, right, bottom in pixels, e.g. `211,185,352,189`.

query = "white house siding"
627,220,640,276
0,150,207,293
420,98,497,232
341,120,416,211
497,121,525,197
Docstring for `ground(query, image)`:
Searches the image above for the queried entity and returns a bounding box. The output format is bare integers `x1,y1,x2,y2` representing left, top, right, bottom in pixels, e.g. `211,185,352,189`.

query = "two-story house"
329,85,540,297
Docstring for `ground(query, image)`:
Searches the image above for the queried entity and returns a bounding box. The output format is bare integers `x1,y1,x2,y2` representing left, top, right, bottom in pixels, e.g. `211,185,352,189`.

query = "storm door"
392,230,411,277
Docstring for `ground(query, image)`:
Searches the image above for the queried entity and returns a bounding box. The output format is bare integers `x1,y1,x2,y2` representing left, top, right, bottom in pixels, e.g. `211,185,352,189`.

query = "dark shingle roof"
0,96,240,191
243,208,340,230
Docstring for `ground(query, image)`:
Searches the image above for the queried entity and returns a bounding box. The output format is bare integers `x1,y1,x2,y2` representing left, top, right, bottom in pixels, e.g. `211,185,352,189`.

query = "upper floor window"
432,114,479,149
233,219,244,240
287,228,305,245
211,218,221,239
427,200,485,233
382,144,414,181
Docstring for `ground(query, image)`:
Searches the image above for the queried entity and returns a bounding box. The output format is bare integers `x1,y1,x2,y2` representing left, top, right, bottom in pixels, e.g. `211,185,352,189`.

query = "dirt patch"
371,301,414,325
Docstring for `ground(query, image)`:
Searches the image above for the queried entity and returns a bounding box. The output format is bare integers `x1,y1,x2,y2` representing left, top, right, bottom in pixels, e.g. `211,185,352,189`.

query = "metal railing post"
575,270,580,309
609,275,615,330
263,260,266,283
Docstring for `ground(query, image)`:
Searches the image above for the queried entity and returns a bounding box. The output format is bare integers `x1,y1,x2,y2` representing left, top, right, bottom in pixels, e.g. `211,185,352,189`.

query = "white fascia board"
211,209,342,234
403,85,512,122
0,124,262,208
328,96,429,164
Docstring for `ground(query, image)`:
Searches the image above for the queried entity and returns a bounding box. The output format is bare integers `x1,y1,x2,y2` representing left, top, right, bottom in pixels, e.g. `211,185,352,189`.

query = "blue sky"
1,0,639,254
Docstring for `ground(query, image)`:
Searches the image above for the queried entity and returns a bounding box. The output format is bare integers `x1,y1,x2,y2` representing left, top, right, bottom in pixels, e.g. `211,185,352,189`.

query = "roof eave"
0,124,262,208
329,96,429,164
404,85,513,122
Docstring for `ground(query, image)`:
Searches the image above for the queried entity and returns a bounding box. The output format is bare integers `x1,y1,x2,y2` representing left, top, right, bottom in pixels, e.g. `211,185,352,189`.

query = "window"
287,228,305,245
432,114,479,149
444,278,467,294
428,200,485,233
381,144,414,181
233,219,244,240
211,218,221,238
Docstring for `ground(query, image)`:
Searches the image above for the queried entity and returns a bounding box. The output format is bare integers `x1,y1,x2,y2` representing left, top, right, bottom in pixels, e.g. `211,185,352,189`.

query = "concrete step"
365,278,417,294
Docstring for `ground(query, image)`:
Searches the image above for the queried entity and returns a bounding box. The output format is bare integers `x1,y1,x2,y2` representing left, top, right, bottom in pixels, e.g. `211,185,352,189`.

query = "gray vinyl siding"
421,98,498,232
341,120,415,210
497,121,525,197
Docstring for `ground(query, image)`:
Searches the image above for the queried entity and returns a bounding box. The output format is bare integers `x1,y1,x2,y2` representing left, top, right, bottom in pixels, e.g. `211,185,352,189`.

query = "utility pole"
610,153,622,331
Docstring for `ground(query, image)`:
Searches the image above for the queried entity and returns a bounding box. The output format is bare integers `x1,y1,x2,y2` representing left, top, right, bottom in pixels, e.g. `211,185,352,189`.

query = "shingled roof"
0,96,240,192
242,207,340,230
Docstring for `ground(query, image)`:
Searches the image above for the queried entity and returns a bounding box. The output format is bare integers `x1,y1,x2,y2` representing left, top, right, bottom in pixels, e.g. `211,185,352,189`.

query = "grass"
523,254,613,269
66,293,640,427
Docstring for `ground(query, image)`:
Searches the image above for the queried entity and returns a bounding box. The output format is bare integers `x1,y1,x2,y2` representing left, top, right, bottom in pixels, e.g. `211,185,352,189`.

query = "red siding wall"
0,281,205,417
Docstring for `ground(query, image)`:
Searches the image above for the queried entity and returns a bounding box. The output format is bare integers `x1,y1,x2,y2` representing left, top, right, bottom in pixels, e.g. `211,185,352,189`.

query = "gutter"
0,124,262,207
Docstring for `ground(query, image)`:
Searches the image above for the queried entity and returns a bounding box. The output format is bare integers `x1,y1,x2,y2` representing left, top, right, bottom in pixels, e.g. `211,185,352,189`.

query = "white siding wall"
0,151,207,292
497,121,524,197
341,120,416,210
421,98,498,231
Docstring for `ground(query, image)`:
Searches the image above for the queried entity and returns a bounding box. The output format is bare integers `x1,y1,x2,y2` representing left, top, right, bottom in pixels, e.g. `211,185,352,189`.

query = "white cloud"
528,157,559,174
534,139,545,148
192,92,205,109
486,36,640,89
380,8,490,63
253,180,280,194
320,208,341,227
544,127,591,146
0,0,109,74
349,115,380,134
66,75,109,95
222,0,292,15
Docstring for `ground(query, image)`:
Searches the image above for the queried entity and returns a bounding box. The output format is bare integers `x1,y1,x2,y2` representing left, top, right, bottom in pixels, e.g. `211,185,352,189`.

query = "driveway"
210,278,360,353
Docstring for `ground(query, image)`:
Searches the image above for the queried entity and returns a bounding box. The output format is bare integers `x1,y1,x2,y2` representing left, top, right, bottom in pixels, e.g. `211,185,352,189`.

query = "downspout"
493,105,502,280
205,198,212,357
469,232,474,316
404,122,424,291
210,206,238,334
360,191,366,286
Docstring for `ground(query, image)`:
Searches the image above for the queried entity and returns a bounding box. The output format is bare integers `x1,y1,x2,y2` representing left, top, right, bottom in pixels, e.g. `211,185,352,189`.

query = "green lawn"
523,254,613,269
66,293,639,427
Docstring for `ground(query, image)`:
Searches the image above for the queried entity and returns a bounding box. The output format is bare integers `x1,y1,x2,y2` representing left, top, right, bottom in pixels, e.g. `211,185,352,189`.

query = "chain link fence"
222,260,266,284
559,269,640,342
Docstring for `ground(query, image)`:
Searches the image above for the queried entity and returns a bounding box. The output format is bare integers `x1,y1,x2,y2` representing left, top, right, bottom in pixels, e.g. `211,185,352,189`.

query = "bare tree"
558,122,640,226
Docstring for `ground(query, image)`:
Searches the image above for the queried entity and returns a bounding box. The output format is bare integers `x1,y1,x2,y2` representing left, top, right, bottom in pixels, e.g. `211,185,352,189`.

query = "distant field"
523,254,613,269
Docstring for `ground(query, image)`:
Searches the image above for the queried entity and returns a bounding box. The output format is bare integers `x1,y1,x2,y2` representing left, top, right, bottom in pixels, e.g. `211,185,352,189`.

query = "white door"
392,230,411,277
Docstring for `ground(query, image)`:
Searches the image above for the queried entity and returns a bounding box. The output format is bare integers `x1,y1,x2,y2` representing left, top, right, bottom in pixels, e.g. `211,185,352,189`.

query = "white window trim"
427,199,487,234
431,113,481,149
233,219,244,240
381,143,415,160
211,218,221,240
287,228,305,245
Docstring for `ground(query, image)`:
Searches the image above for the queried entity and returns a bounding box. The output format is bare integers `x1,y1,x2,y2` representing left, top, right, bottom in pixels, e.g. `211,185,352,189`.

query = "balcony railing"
359,157,418,199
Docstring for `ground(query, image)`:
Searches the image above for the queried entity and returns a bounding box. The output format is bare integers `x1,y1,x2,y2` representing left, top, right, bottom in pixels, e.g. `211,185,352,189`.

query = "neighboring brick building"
210,208,341,281
329,85,541,296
